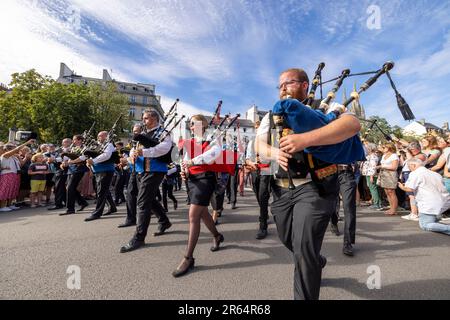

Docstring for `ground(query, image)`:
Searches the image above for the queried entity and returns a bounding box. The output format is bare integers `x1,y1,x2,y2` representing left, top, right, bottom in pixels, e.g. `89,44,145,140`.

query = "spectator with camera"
16,146,33,207
0,140,34,212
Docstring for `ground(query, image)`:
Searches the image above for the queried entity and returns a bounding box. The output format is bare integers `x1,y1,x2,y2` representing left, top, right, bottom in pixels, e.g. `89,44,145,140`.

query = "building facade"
403,119,449,136
56,63,164,121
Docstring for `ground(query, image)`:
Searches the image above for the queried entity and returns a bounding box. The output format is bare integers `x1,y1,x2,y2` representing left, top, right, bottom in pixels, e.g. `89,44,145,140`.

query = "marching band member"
172,114,225,277
255,68,363,300
245,120,272,240
59,135,89,216
83,131,117,222
120,109,172,253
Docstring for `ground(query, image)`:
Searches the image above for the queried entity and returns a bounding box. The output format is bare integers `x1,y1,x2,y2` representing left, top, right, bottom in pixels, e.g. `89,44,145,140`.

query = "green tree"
30,82,93,143
0,69,131,143
88,82,130,137
0,69,51,140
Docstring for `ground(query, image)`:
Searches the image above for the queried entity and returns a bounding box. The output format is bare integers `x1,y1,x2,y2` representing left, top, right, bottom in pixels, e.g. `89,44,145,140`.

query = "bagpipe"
132,99,185,164
60,121,97,160
273,61,412,189
80,116,123,164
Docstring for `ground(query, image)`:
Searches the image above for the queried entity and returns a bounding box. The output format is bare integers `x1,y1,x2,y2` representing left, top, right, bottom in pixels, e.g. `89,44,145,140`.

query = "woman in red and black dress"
172,115,224,277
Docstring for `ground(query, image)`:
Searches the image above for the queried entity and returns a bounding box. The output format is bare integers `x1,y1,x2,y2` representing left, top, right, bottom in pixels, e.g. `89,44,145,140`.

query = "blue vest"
145,158,168,173
272,99,365,164
128,156,145,173
69,163,88,175
92,161,115,173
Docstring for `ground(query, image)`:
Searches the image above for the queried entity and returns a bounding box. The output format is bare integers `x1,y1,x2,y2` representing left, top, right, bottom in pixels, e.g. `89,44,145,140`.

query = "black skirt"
187,172,217,206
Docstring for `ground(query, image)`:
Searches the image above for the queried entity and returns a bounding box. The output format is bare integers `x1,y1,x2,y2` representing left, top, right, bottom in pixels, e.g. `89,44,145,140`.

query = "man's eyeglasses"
276,80,303,90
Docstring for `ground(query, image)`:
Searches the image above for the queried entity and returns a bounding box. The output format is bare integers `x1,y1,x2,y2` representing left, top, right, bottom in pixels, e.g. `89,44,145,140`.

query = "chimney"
59,63,74,79
443,122,449,131
103,69,112,81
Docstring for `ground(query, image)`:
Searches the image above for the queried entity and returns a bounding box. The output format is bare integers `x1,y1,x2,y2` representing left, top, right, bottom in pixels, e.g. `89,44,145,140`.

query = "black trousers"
125,173,171,226
54,171,67,207
66,172,88,212
251,172,272,228
162,180,177,210
331,170,357,245
210,173,228,211
91,172,116,217
125,173,139,224
271,175,339,300
114,169,127,203
226,166,239,205
133,172,169,242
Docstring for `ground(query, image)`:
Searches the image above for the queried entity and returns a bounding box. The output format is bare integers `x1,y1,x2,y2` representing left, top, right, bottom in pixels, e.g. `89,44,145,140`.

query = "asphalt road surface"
1,188,449,300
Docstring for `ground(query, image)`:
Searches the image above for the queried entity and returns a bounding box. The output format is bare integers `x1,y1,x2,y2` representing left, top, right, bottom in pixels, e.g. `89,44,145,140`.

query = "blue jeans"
419,213,450,236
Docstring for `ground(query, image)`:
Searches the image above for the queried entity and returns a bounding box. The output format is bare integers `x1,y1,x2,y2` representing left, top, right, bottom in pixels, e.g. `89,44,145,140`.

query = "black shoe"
153,221,172,236
77,204,88,212
256,228,267,240
319,255,327,269
231,203,237,210
217,210,222,217
330,224,341,236
84,215,101,222
210,233,224,252
120,240,144,253
226,199,231,204
103,208,117,216
172,256,195,278
118,221,136,228
48,206,64,211
173,201,178,210
59,211,75,216
343,243,354,256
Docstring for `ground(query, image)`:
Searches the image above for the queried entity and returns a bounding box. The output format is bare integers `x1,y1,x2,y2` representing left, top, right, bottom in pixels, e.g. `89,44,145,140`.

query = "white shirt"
142,125,173,159
183,138,222,166
405,166,450,215
0,156,20,174
380,153,399,167
443,147,450,169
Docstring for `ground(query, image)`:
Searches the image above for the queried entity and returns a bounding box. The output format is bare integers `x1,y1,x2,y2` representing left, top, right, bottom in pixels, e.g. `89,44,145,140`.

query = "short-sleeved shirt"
380,153,399,167
361,153,379,176
405,166,450,215
443,147,450,169
29,163,49,180
0,156,20,175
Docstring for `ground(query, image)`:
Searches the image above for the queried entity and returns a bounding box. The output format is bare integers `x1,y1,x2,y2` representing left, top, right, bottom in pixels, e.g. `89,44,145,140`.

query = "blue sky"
1,0,450,127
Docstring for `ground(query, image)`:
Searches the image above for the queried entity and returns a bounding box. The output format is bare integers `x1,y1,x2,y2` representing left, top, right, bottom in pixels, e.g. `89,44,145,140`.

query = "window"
143,96,148,105
129,107,136,118
130,95,136,103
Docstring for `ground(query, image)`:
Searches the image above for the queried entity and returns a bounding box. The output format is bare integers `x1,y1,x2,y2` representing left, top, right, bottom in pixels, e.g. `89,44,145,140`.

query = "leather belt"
337,164,352,172
275,177,311,188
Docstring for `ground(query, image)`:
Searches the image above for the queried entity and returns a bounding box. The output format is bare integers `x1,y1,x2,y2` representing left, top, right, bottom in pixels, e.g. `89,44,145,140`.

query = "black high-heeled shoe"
210,233,224,252
172,256,195,278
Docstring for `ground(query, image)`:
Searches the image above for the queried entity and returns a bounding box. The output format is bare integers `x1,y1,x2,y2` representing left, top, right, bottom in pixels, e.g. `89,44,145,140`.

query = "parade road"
1,188,449,300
